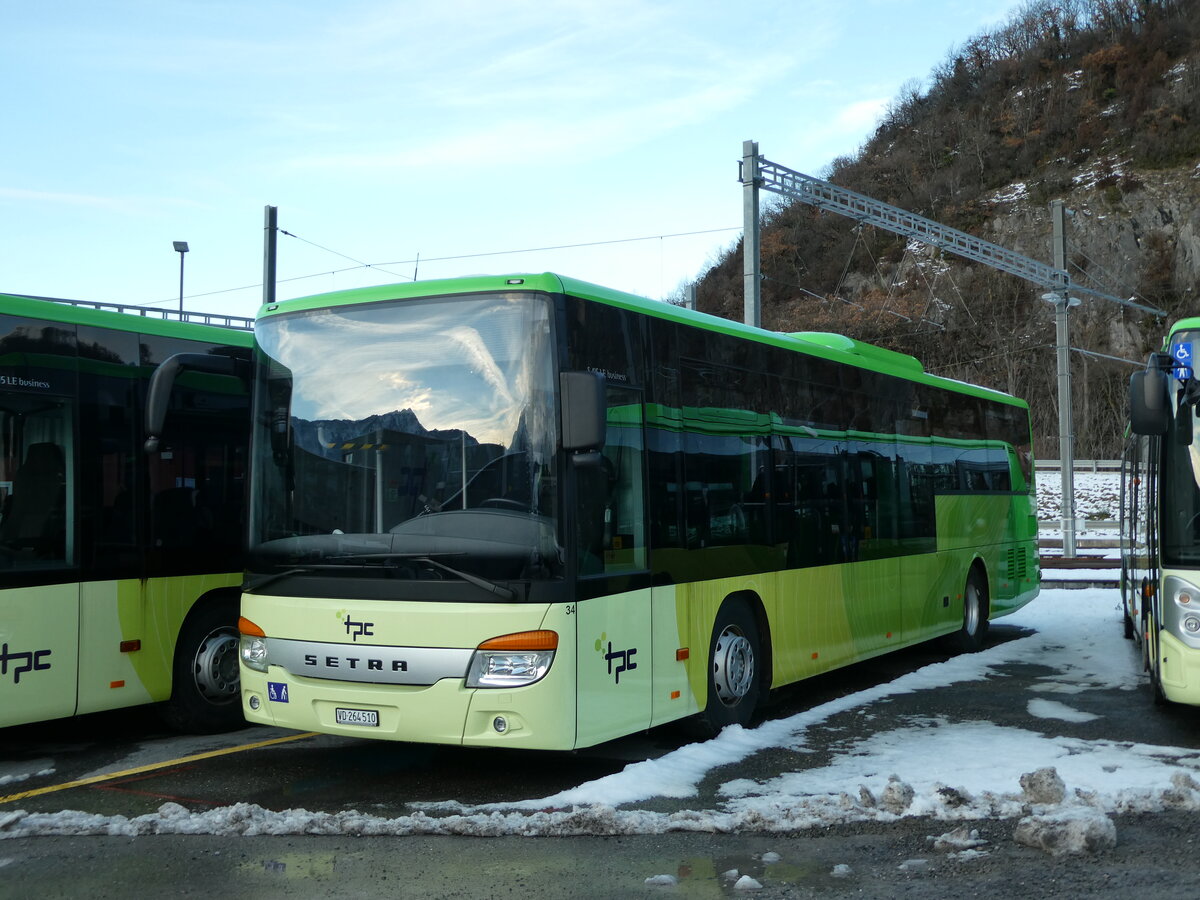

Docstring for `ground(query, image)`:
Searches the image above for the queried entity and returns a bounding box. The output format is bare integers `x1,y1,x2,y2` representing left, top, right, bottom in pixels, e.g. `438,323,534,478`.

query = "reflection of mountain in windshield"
290,408,508,535
259,406,561,583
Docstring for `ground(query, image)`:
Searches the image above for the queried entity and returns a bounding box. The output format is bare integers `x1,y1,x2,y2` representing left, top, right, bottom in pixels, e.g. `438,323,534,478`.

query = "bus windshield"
248,291,562,586
1162,410,1200,565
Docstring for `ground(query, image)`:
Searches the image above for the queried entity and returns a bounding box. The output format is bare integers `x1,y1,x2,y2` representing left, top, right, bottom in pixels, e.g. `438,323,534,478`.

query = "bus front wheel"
159,596,245,734
944,567,989,653
696,599,762,735
1144,610,1169,706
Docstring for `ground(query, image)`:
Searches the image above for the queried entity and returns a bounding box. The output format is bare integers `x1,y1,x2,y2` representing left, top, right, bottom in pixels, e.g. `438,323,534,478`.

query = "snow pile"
3,590,1199,841
0,766,54,788
927,825,987,853
1013,807,1117,856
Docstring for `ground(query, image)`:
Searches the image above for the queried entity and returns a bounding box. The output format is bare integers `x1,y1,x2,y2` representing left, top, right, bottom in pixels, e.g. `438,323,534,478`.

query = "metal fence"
1035,459,1121,473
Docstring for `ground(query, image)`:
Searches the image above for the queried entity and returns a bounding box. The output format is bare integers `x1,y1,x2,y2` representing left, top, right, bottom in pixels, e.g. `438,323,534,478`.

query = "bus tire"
944,566,989,653
159,595,245,734
696,599,762,736
1145,609,1169,707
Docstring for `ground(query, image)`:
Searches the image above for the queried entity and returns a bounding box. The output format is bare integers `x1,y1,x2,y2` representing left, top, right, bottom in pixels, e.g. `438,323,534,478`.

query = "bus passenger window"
0,440,68,565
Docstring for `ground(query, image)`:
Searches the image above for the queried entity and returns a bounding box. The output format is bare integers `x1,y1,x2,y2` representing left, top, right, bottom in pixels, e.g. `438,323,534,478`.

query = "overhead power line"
146,225,741,308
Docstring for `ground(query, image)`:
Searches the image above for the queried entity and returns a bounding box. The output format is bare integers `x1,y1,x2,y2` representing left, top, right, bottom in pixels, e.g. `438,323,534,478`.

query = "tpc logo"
344,615,374,642
594,632,637,685
1,643,52,684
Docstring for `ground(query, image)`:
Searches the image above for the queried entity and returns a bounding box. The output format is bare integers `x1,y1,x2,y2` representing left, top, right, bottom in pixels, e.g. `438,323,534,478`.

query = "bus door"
0,394,79,726
894,435,947,642
841,433,902,656
574,386,653,747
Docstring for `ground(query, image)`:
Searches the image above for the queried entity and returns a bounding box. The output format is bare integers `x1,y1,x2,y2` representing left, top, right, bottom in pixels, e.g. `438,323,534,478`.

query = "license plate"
335,707,379,727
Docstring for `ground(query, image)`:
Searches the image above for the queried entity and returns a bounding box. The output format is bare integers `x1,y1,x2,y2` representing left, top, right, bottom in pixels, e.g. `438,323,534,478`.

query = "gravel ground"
3,810,1199,898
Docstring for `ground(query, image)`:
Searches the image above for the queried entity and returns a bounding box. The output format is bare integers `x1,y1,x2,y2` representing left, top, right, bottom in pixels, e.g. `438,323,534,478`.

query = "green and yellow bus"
0,293,252,733
1123,317,1200,706
238,273,1039,749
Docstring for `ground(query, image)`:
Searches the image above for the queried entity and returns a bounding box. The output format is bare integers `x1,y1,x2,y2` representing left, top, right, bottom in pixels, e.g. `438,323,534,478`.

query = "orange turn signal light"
239,616,266,637
477,630,558,651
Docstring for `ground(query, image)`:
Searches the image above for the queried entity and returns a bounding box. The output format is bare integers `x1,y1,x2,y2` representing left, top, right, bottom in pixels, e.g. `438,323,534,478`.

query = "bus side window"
1,441,66,557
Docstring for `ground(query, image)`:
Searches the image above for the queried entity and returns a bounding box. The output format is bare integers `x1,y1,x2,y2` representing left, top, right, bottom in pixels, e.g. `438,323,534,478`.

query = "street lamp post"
173,241,189,314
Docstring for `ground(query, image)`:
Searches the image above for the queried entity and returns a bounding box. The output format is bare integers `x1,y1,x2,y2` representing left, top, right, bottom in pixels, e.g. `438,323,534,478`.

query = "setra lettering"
301,653,407,672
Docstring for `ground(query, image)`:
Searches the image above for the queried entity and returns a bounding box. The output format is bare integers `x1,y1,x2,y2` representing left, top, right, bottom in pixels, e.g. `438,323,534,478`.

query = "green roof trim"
0,293,254,347
260,273,1025,409
789,332,925,377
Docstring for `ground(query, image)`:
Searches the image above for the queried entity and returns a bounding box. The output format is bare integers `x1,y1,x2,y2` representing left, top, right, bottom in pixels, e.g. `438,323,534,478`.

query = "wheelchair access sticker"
1171,341,1194,378
267,682,290,703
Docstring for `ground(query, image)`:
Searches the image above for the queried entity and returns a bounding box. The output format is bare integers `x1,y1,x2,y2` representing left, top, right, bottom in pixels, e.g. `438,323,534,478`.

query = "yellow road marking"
0,730,318,806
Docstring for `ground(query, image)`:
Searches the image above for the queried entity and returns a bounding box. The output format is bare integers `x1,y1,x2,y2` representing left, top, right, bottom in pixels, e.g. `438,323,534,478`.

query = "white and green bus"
238,273,1039,749
1123,318,1200,706
0,293,252,733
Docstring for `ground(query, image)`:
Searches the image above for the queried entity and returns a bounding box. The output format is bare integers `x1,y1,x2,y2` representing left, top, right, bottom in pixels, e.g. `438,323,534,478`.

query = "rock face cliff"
693,1,1200,458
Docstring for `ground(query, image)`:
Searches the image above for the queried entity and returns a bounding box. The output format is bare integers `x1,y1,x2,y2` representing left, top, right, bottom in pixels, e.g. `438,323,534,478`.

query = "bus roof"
0,292,255,346
259,273,1025,408
1167,317,1200,343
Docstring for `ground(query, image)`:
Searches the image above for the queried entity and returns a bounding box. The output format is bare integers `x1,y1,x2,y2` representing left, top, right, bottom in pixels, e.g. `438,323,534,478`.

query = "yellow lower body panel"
1158,629,1200,705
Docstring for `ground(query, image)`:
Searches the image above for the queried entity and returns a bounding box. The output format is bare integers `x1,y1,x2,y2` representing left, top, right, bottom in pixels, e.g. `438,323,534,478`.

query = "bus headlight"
239,616,270,672
1164,577,1200,647
240,635,270,673
465,631,557,688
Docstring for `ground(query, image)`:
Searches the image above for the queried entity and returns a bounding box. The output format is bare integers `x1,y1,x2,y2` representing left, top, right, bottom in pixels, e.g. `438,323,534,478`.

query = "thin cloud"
0,187,194,216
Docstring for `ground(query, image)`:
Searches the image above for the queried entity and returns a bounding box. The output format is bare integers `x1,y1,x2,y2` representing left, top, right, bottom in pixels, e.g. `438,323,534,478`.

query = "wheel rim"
712,625,755,707
192,627,240,704
964,582,982,636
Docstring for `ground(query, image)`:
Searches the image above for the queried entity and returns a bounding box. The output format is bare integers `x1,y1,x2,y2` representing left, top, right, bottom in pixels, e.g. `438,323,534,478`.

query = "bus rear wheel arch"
159,592,245,734
696,594,769,736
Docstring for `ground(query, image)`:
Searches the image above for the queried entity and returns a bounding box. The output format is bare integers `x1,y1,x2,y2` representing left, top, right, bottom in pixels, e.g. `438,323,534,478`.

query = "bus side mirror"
144,352,248,452
1129,368,1170,437
560,371,606,463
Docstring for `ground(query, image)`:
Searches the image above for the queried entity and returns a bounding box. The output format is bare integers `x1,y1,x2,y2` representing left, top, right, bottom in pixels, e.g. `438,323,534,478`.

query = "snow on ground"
1036,470,1119,523
2,588,1198,839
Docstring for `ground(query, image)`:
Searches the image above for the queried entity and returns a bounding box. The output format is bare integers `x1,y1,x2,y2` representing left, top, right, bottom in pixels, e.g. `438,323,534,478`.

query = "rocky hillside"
693,0,1200,459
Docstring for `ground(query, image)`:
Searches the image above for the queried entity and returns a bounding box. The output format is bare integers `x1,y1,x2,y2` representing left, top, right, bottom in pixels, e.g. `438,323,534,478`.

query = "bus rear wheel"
159,597,245,734
696,599,762,736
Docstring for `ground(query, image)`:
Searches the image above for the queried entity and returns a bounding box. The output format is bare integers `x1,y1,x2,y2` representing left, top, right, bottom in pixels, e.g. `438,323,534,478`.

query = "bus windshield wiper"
243,566,326,593
327,552,516,601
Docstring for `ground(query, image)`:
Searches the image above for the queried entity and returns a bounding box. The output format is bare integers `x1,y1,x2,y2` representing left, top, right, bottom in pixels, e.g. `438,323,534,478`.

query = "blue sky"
3,0,1024,320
